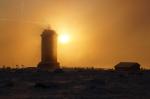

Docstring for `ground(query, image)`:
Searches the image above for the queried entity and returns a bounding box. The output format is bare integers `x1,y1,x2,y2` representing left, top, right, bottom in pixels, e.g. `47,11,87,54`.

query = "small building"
114,62,141,72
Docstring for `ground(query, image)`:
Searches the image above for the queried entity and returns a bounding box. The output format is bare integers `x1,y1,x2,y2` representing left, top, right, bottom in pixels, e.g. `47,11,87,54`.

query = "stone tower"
38,28,60,71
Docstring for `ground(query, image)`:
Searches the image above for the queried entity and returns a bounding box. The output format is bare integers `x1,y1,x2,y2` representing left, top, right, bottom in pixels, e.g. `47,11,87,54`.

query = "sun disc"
59,34,70,44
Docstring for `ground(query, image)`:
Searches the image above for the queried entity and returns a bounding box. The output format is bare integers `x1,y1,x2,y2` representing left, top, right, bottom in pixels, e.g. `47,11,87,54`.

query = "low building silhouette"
38,28,60,71
114,62,141,72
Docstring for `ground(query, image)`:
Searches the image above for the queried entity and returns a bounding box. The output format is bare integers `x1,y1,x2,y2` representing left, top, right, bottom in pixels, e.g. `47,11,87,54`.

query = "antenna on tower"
47,24,51,30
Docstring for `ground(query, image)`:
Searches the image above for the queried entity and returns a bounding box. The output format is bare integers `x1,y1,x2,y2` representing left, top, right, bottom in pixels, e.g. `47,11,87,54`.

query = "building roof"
115,62,141,68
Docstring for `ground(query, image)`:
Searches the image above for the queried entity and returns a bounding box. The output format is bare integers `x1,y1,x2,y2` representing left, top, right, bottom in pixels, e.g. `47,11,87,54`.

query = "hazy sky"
0,0,150,68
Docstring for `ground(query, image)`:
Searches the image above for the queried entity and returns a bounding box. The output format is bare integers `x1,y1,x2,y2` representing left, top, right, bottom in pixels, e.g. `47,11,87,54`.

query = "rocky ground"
0,69,149,99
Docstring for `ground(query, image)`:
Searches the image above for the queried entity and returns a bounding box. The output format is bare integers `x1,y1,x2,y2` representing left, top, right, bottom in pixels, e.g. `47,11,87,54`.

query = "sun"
59,34,70,44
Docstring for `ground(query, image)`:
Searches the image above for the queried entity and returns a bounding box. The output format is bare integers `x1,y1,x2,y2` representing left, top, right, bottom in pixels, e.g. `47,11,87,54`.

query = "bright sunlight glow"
59,34,70,44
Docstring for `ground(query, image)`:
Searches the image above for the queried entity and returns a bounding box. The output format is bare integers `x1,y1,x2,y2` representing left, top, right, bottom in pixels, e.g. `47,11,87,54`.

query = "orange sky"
0,0,150,68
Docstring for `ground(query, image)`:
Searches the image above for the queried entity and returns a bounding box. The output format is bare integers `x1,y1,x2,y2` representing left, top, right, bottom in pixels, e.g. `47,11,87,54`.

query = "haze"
0,0,150,68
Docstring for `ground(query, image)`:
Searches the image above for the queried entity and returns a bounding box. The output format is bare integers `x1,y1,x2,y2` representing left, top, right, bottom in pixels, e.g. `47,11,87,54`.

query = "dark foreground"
0,68,149,99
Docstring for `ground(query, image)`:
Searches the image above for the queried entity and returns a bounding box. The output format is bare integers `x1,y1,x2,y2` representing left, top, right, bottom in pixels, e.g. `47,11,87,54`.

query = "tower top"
42,27,56,36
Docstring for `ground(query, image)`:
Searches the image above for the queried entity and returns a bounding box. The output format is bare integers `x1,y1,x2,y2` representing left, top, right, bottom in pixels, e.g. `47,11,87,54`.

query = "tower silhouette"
38,28,60,71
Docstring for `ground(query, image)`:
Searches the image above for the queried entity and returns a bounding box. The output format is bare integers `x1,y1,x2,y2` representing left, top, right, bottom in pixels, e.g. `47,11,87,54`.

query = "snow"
0,69,149,99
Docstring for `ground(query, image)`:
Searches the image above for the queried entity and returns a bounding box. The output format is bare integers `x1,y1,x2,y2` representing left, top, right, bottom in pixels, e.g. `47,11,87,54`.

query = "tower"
38,28,60,71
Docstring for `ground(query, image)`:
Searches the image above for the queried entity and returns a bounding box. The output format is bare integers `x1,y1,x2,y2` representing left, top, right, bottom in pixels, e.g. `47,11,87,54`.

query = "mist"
0,0,150,68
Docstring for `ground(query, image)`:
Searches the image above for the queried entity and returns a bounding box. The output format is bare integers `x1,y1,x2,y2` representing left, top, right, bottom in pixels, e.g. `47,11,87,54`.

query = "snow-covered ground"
0,69,149,99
